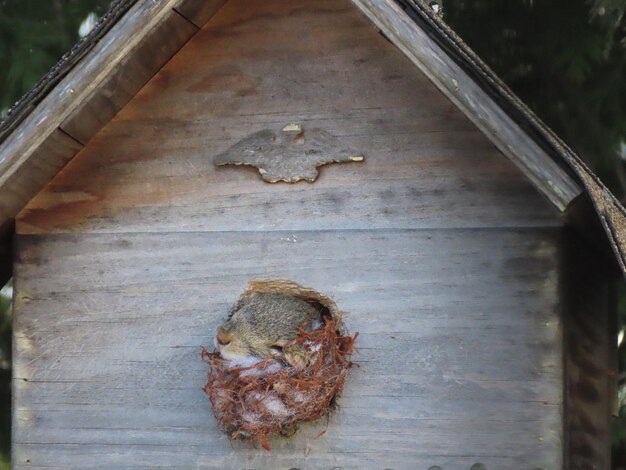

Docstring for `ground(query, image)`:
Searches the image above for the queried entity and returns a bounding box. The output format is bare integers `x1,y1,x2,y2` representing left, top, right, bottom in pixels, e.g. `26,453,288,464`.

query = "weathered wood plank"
13,228,562,468
0,130,82,230
0,0,197,233
17,0,558,234
60,10,197,145
174,0,228,28
350,0,583,211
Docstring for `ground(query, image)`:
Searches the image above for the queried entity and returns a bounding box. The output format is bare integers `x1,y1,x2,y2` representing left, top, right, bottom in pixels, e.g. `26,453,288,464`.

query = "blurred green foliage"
445,0,626,199
0,0,111,113
615,283,626,468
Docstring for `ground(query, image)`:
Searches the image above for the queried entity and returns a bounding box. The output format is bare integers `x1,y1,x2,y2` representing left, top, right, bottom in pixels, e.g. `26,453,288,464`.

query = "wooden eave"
0,0,625,281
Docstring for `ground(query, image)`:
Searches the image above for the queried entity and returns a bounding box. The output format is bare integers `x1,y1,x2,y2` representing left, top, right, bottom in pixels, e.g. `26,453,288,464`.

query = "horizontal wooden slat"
13,228,562,468
17,0,558,235
350,0,583,211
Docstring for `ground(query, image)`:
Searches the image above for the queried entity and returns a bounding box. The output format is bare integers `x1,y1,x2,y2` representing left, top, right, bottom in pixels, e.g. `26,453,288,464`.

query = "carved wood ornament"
214,124,364,183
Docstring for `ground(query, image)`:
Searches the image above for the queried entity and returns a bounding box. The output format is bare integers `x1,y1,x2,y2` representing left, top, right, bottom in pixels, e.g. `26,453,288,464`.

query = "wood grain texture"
0,129,82,227
13,229,562,469
0,0,195,232
213,126,364,183
17,0,558,234
60,10,197,145
350,0,583,211
174,0,228,28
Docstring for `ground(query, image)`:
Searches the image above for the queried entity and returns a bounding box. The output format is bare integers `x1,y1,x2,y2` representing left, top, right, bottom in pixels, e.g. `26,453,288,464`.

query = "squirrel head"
215,293,321,362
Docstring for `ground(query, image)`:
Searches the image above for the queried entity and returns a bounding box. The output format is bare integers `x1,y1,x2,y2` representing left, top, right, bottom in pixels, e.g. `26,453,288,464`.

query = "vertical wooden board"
0,129,82,225
0,221,12,286
60,11,198,145
17,0,559,235
13,229,562,468
174,0,228,27
562,230,614,469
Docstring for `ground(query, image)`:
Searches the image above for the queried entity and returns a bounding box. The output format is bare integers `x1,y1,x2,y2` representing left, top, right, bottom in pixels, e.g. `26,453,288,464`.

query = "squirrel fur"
216,292,320,364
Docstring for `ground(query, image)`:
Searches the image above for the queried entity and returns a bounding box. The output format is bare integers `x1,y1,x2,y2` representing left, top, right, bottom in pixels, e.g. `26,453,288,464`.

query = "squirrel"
215,292,321,366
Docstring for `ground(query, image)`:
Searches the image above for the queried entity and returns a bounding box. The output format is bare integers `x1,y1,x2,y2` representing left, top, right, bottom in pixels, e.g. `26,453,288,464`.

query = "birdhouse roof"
0,0,625,276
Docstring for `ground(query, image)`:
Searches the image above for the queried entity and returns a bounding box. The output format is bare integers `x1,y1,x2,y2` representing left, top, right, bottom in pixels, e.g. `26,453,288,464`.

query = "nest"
201,280,357,450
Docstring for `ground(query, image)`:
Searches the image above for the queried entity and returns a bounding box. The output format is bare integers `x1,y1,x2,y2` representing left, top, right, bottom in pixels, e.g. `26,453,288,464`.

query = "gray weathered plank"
13,228,562,469
17,0,558,235
174,0,229,28
350,0,583,211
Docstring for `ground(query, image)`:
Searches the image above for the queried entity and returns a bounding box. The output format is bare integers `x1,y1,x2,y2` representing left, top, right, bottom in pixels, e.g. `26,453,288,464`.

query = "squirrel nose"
216,330,231,346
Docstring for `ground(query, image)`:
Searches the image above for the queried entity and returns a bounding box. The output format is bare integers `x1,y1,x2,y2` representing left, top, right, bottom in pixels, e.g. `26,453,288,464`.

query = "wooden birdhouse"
1,0,625,468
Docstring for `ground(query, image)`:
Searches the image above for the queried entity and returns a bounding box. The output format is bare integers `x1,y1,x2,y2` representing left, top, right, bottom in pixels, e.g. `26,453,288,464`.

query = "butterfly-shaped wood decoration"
214,124,364,183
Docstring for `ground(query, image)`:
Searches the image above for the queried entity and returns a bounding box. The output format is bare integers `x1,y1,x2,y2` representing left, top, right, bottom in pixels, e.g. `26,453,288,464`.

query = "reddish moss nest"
201,279,357,450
